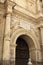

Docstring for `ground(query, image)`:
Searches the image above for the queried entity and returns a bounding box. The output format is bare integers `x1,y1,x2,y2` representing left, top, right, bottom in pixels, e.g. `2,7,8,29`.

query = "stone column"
40,26,43,61
3,0,15,65
40,27,43,45
3,13,10,65
10,44,17,65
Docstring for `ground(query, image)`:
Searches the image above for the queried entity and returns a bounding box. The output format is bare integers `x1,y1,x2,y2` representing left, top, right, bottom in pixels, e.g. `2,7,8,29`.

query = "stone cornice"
12,1,43,21
13,9,36,24
13,3,39,19
0,0,43,24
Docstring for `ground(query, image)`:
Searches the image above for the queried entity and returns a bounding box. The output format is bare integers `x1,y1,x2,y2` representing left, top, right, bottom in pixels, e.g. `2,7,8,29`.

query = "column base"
3,60,10,65
10,60,15,65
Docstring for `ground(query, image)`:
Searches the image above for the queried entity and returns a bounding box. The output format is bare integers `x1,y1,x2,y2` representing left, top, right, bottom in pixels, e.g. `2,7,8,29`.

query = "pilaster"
40,26,43,45
3,0,15,65
40,26,43,61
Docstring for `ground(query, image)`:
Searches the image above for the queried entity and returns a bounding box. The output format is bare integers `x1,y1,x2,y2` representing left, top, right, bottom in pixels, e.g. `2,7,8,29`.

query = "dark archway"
15,36,29,65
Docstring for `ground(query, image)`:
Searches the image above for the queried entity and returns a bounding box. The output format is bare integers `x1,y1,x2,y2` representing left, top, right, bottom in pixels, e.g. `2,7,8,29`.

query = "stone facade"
0,0,43,65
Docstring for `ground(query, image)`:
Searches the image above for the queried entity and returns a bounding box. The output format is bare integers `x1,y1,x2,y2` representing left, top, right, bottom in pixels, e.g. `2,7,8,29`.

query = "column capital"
38,23,43,28
5,0,16,14
10,44,17,47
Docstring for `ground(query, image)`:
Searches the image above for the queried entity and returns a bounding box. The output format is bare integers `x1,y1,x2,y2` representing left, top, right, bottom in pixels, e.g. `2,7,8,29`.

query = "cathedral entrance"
11,29,40,65
15,36,29,65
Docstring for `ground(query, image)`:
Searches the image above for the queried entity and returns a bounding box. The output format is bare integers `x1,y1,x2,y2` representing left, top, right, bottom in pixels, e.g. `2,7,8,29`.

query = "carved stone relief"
11,14,39,40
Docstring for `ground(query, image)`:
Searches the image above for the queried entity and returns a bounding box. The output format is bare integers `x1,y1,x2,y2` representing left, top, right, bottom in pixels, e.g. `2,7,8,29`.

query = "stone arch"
15,34,36,62
11,28,41,64
11,28,40,49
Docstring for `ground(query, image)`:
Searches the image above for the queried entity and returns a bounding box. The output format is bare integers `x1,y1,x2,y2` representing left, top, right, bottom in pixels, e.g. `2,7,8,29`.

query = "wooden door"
15,37,29,65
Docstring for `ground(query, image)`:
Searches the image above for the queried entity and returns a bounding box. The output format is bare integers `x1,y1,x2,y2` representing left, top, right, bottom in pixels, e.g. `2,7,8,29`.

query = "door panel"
15,37,29,65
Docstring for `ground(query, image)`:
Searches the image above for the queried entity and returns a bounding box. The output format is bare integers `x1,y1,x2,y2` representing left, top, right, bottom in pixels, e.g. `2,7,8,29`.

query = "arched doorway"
15,36,29,65
11,28,41,65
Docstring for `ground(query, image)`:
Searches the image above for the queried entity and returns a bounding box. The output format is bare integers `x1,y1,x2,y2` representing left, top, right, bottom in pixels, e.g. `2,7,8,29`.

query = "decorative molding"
13,4,39,19
4,0,16,15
